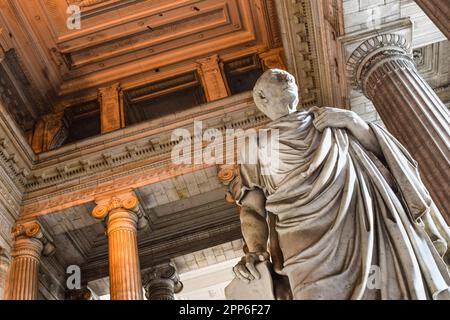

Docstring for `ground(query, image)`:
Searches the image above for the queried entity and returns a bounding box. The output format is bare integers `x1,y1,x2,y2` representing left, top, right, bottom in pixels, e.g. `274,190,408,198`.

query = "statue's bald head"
253,69,299,120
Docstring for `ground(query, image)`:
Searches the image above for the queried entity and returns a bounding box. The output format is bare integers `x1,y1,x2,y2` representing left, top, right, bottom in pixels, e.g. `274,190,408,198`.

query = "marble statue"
226,69,450,300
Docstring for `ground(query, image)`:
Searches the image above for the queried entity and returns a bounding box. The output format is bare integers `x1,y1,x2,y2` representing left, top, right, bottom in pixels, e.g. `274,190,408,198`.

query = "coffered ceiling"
0,0,281,119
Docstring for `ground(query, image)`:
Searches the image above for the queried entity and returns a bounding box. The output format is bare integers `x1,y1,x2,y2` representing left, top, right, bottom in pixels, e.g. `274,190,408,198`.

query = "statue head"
253,69,299,120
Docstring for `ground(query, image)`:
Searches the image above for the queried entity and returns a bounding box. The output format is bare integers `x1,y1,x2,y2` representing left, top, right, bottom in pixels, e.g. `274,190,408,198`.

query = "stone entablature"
20,93,270,220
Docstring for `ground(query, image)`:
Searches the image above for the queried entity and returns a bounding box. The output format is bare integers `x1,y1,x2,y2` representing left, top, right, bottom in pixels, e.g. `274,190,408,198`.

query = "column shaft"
5,238,42,300
347,34,450,221
145,279,175,300
107,209,142,300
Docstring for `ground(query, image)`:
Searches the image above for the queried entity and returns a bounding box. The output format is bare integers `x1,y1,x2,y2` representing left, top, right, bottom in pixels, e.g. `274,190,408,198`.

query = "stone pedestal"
347,33,450,222
5,222,55,300
93,191,148,300
143,263,183,300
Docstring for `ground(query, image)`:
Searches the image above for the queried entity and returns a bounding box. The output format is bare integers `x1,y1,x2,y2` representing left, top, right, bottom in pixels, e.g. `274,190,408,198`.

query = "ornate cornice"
18,94,271,221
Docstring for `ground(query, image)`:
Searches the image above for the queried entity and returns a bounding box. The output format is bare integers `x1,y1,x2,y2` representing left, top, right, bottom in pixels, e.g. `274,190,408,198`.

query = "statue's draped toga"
237,111,450,300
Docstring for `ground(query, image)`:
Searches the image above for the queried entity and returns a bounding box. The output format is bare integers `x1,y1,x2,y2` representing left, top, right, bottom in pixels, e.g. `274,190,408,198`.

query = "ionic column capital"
142,262,183,300
92,190,148,231
11,221,55,258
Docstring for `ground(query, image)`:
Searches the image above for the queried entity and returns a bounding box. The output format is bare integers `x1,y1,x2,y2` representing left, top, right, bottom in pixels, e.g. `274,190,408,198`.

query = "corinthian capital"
93,190,148,230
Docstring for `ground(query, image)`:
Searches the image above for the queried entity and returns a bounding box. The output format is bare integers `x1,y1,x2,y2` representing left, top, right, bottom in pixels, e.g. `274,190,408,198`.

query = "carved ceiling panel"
3,0,280,103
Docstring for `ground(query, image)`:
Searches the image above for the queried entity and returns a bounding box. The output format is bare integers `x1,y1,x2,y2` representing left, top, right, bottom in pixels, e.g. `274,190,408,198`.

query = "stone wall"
0,100,34,299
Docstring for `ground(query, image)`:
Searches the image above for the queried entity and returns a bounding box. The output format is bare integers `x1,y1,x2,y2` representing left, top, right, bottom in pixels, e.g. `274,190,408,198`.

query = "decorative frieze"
23,95,268,196
0,138,29,190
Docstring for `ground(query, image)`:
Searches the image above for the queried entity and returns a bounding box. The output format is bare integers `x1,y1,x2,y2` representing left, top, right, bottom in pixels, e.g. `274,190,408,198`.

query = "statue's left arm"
312,107,383,157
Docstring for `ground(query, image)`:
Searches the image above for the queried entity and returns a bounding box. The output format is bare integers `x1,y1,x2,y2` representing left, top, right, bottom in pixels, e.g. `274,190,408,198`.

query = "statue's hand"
310,107,365,132
310,106,383,156
233,252,270,284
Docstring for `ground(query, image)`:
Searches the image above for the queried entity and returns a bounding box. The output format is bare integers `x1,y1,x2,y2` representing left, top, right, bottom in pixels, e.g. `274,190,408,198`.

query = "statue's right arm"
233,189,270,283
240,188,268,253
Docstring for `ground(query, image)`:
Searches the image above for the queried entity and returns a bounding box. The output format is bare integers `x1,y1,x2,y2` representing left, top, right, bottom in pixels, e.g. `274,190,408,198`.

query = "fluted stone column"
0,247,10,299
93,191,148,300
143,263,183,300
347,33,450,221
5,222,55,300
